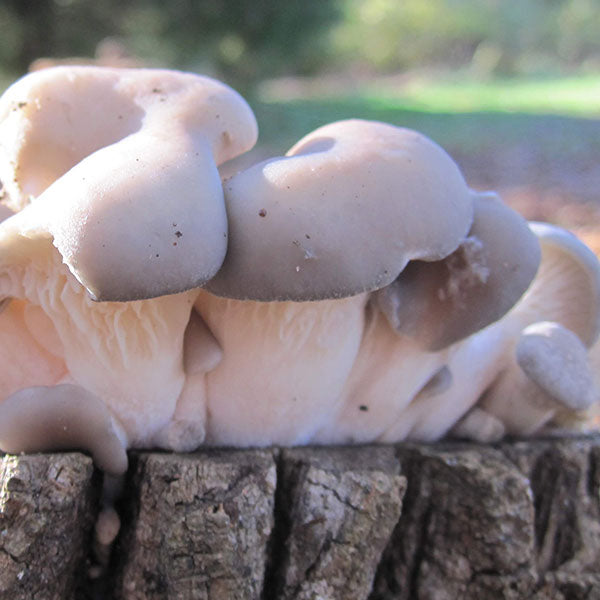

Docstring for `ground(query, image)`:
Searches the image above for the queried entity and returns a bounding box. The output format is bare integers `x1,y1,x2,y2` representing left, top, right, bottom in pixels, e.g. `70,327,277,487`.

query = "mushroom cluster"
0,66,599,476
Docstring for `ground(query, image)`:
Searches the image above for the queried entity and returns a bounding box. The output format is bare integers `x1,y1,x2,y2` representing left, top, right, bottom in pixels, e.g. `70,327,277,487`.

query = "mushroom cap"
480,320,599,435
0,66,259,301
517,321,597,411
376,191,541,351
206,119,474,301
0,66,258,209
0,137,230,301
516,222,600,347
0,384,128,475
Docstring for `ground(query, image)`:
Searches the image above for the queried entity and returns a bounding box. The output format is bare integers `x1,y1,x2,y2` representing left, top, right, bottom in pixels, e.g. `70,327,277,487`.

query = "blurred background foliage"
333,0,600,77
1,0,600,87
0,0,340,87
1,0,600,247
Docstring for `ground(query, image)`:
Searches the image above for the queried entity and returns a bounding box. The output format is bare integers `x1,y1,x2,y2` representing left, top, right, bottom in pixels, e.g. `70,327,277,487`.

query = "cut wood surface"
1,438,600,599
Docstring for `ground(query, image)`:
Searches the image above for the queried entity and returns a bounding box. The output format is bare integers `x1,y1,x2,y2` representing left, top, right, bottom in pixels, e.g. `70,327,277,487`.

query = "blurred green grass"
251,76,600,160
364,76,600,117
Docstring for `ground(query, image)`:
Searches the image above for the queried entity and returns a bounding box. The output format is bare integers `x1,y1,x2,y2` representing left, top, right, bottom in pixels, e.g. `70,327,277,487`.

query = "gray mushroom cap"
206,119,474,301
0,384,128,476
376,191,541,351
0,66,258,301
517,321,597,411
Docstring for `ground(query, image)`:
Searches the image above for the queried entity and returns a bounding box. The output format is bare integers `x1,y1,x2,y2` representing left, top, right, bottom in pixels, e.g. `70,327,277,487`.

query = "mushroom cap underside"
376,191,541,351
515,221,600,347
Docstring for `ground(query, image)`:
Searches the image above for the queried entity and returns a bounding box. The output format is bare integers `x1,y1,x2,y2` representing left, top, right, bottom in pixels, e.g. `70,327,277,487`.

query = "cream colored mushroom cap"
0,66,258,209
207,119,474,301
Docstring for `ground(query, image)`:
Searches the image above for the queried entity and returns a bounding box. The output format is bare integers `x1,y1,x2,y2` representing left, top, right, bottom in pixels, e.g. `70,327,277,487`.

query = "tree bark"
372,438,600,600
112,450,277,600
1,437,600,599
0,453,99,600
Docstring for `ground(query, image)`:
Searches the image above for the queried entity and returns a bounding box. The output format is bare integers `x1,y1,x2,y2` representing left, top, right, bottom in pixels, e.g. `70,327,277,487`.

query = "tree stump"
0,453,99,600
1,436,600,599
112,450,277,600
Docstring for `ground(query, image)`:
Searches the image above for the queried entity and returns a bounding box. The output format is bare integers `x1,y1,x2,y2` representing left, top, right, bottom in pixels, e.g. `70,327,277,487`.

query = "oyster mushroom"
0,66,258,461
197,119,478,446
207,119,474,301
0,64,598,469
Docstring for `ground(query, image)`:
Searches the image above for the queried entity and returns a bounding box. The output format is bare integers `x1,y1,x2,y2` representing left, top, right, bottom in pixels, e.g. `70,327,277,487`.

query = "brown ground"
450,136,600,255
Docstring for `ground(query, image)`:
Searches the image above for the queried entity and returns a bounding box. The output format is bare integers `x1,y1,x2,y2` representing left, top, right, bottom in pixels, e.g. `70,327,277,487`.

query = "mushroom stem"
194,289,367,446
311,302,453,445
480,321,599,435
183,308,223,374
152,310,222,452
449,407,506,443
379,319,516,443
